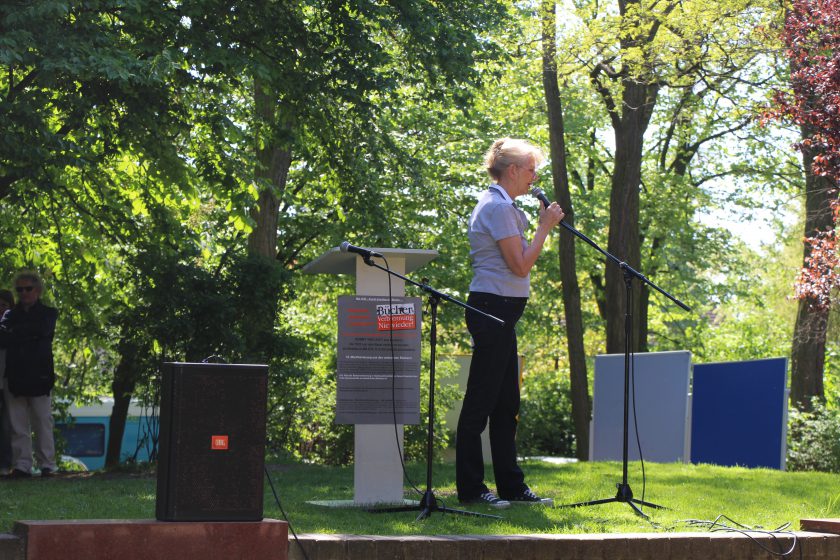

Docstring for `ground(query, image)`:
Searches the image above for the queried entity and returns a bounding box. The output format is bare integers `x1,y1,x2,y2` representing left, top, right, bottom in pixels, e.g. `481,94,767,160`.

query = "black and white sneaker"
462,491,511,509
507,488,554,506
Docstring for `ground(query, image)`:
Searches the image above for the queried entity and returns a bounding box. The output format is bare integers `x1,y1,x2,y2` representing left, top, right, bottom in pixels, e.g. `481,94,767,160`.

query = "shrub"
276,350,459,466
404,355,461,463
517,368,576,458
787,400,840,472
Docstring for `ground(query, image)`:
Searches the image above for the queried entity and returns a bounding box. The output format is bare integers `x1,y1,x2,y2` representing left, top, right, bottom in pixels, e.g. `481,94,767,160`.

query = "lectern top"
302,247,438,275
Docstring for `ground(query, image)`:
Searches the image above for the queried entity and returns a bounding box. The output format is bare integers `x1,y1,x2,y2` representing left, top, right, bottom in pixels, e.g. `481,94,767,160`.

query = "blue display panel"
690,358,788,469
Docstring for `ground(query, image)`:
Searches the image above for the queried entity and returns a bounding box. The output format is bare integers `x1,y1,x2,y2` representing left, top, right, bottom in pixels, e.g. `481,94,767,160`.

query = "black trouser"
456,291,528,500
0,390,10,469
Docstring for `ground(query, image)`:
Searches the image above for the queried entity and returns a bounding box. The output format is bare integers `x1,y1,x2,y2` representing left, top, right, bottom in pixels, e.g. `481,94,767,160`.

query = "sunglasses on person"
15,286,35,293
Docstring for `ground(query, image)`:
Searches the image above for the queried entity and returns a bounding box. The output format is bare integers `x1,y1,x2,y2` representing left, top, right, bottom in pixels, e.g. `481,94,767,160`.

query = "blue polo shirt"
468,184,530,298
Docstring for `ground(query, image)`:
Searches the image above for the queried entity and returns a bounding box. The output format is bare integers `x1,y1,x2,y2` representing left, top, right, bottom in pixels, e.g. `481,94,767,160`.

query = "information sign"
336,295,422,424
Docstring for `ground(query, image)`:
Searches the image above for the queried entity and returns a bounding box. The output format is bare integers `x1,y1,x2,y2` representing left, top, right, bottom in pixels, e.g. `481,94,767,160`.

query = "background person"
0,289,13,473
0,271,59,478
456,138,564,508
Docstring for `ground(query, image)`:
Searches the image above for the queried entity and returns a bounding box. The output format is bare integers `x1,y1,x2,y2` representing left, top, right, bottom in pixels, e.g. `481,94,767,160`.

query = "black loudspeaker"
155,362,269,521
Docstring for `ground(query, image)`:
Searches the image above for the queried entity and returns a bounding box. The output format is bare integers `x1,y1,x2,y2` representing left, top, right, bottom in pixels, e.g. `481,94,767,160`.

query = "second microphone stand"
361,256,505,521
542,191,690,518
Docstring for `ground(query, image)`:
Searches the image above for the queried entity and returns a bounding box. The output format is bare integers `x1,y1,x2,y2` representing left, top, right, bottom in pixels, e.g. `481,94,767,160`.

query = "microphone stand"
358,255,505,521
553,210,690,518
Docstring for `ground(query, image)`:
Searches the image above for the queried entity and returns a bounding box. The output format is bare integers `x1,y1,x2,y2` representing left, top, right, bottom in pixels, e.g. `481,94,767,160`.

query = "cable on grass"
678,514,802,559
265,465,310,560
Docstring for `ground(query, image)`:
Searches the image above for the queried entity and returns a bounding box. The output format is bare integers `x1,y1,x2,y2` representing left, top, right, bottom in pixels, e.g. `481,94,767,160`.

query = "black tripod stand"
530,188,690,518
561,265,679,517
360,257,504,520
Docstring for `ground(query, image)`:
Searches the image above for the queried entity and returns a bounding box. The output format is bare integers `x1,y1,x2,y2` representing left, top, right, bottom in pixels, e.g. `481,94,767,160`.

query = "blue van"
56,399,158,470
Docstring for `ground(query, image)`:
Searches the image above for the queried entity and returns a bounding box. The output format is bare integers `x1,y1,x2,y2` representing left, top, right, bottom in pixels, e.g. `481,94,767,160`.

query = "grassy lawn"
1,460,838,535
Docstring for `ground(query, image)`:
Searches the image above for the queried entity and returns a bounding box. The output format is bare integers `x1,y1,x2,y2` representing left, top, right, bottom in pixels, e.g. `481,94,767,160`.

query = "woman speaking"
456,138,564,509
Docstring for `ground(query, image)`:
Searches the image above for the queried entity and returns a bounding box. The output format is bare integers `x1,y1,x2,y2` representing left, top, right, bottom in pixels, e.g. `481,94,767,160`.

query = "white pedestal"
303,247,437,505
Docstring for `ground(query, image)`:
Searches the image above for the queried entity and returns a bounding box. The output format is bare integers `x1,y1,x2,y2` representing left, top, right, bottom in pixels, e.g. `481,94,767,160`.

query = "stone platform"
2,518,839,560
3,519,288,560
287,521,840,560
801,518,840,534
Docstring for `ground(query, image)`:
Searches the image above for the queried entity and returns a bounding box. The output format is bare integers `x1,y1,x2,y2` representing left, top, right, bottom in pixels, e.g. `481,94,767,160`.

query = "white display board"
590,350,691,463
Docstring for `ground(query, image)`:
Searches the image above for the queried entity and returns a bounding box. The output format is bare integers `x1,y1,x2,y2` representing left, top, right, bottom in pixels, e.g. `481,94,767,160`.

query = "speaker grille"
156,362,268,521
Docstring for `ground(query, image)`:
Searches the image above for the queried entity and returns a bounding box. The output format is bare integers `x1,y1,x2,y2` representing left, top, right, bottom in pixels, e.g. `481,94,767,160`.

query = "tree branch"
590,61,621,129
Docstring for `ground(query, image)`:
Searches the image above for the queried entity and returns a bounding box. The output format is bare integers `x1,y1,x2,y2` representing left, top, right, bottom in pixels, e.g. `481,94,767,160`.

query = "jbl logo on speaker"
211,435,229,450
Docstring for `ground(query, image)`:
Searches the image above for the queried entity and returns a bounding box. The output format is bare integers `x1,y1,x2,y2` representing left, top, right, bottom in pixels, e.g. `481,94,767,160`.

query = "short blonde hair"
484,138,545,181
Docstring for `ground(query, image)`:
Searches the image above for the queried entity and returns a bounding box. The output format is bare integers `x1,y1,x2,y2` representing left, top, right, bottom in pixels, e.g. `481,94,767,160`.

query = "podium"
303,247,438,505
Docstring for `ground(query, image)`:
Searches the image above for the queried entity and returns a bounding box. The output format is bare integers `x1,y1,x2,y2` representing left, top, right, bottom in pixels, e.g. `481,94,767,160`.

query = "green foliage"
116,249,240,362
517,368,577,457
273,348,354,466
788,400,840,473
659,223,800,364
0,0,189,198
229,253,293,362
823,345,840,408
273,291,462,466
404,355,461,463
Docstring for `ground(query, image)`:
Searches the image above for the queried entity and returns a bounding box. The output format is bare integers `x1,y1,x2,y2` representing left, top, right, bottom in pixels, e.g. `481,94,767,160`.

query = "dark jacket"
0,301,58,397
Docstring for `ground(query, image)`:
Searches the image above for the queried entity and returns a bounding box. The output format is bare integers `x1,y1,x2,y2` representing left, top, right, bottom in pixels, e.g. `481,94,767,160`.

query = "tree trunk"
249,79,291,259
790,298,828,410
541,0,591,460
637,234,661,352
790,123,836,410
604,81,658,354
243,78,291,362
105,341,141,468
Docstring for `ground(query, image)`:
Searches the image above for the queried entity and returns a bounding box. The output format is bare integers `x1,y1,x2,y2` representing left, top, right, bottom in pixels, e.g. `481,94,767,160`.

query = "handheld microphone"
530,187,552,209
339,241,383,259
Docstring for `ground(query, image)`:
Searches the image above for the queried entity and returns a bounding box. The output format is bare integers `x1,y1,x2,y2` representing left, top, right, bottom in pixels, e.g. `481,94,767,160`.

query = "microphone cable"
630,349,648,511
383,255,422,497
